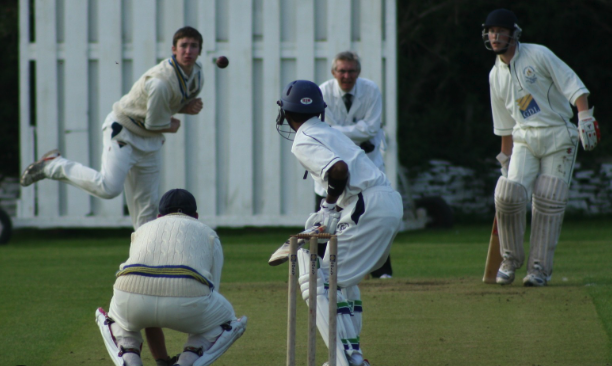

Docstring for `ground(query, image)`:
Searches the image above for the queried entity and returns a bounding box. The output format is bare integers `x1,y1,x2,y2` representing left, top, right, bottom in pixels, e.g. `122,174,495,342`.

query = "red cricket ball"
216,56,229,69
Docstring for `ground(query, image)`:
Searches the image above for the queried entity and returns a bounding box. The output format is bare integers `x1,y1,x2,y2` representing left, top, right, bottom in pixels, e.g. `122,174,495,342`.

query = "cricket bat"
482,217,503,284
268,225,326,266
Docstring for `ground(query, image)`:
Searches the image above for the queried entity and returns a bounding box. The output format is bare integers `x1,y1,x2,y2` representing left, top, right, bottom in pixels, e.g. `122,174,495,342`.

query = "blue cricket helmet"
278,80,326,115
276,80,327,140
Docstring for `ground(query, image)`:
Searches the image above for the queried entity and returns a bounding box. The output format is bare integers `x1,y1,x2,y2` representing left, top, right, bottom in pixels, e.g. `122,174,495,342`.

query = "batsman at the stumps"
274,80,403,366
484,9,600,287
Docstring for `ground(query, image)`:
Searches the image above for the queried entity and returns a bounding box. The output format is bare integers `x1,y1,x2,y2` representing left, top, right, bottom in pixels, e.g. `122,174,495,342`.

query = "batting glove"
578,107,601,151
305,200,340,239
496,152,510,178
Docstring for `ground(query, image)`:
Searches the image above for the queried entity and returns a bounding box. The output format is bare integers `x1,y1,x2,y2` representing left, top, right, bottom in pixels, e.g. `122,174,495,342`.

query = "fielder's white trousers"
108,288,236,344
44,112,165,229
508,123,578,194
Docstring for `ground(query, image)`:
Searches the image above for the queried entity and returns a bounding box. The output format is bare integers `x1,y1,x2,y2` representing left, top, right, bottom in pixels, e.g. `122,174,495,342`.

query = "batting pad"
95,308,124,366
193,317,247,366
494,177,528,267
529,175,569,279
297,250,354,366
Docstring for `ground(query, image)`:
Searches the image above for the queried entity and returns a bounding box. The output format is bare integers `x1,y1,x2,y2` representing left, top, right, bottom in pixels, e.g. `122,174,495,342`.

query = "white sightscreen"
17,0,397,228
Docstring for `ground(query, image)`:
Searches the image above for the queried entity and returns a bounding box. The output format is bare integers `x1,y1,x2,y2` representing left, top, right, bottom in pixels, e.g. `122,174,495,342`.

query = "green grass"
1,219,611,366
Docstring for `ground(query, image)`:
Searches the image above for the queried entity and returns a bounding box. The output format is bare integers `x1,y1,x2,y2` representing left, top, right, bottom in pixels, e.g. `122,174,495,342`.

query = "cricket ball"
216,56,229,69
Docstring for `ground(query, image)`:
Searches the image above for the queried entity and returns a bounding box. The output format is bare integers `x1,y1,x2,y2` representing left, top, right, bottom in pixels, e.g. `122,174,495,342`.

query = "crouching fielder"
96,189,246,366
276,80,403,366
483,9,601,287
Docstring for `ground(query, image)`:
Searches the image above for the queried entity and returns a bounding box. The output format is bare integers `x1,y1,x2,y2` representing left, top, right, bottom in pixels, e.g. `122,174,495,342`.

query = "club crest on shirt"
523,66,537,83
516,94,541,119
336,222,349,234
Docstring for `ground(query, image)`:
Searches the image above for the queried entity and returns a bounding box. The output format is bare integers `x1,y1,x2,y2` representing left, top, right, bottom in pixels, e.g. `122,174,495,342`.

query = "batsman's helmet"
481,9,522,53
276,80,327,140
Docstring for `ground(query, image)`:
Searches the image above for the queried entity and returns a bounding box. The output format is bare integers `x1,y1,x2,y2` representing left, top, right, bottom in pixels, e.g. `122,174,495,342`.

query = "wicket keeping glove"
578,107,601,151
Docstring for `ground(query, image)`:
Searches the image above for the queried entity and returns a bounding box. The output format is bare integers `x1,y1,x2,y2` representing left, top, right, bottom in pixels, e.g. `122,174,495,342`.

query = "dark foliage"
397,0,612,177
0,1,18,177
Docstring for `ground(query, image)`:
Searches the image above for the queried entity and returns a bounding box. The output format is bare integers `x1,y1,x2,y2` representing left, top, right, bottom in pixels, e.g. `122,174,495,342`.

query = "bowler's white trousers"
44,112,165,229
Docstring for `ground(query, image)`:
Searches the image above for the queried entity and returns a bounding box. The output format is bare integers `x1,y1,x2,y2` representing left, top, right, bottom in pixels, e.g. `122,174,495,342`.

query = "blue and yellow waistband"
116,264,214,290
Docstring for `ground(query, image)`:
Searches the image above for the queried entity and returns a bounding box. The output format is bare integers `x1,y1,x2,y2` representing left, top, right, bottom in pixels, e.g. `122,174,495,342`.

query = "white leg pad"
494,176,528,267
297,250,359,366
529,175,569,279
95,307,125,366
192,316,247,366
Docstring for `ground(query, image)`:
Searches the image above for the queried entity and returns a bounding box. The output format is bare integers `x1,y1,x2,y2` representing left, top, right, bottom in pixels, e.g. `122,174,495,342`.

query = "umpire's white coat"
318,78,385,196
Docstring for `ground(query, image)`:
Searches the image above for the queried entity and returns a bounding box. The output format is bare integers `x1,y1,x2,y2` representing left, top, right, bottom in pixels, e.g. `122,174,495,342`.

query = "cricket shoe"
523,264,547,287
496,258,516,285
323,360,370,366
20,149,60,186
155,354,179,366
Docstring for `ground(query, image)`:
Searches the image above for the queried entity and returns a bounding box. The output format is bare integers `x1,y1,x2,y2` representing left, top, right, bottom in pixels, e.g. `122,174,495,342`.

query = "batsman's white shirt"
489,43,587,191
318,78,385,196
489,43,588,136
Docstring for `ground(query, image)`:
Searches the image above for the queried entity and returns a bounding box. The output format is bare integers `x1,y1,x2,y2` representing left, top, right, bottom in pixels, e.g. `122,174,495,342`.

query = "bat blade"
483,217,503,284
268,225,326,266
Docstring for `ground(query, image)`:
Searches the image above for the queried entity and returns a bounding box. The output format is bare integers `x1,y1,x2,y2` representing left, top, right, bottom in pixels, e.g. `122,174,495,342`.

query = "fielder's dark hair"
332,51,361,73
173,26,203,54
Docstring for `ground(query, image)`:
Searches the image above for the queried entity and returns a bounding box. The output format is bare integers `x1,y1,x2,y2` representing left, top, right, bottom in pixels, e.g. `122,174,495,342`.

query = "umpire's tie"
343,93,353,112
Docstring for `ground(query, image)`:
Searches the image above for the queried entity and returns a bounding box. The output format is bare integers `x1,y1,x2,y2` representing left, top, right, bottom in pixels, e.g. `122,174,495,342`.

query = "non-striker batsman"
484,9,600,286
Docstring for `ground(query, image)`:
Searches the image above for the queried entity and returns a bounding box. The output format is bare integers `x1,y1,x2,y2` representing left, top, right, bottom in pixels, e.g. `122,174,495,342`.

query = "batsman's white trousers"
323,185,403,287
108,288,236,344
507,123,578,194
300,185,402,365
45,112,165,229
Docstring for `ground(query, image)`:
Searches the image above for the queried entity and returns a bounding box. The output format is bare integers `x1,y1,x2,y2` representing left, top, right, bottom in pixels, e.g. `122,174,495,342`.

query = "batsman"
484,9,600,286
275,80,403,366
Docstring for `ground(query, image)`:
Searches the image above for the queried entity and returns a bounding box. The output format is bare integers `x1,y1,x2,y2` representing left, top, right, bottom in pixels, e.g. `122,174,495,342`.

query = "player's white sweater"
489,43,589,136
114,213,222,297
113,57,203,137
